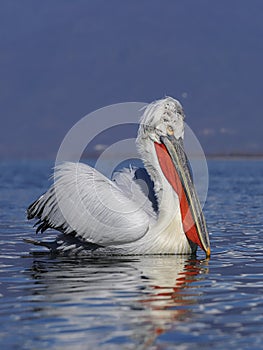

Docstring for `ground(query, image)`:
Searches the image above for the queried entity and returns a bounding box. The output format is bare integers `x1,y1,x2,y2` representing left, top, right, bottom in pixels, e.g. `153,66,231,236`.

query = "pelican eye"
167,125,174,135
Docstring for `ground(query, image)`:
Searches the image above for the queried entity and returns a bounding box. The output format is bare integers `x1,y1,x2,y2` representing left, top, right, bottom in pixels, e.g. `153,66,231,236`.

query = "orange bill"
155,137,210,257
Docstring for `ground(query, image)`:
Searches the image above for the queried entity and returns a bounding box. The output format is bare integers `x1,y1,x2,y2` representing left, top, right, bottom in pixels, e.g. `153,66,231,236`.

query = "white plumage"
27,97,210,256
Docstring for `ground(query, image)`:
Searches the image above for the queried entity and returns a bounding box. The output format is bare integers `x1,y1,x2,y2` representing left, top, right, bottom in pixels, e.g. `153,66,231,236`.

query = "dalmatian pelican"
26,97,210,257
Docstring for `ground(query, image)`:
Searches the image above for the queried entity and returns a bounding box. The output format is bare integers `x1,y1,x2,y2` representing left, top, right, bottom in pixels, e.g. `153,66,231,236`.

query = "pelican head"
139,97,185,142
137,97,210,257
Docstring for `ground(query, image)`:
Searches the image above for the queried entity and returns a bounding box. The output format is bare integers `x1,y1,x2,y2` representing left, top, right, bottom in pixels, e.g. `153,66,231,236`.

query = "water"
0,159,263,349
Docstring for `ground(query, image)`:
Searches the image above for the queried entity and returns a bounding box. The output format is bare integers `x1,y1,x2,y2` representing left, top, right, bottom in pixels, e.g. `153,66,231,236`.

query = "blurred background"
1,0,263,159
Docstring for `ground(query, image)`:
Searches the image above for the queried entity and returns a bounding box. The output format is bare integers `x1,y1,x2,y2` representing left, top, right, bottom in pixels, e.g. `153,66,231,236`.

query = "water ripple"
0,160,263,349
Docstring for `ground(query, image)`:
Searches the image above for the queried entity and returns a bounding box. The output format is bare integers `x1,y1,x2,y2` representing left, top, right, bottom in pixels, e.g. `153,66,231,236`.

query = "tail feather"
24,235,102,255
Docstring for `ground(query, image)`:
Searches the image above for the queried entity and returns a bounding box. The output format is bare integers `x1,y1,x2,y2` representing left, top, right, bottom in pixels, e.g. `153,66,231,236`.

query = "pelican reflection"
26,255,209,348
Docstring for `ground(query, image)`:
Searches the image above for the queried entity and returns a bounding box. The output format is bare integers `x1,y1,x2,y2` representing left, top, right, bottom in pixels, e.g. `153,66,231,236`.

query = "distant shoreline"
205,154,263,160
0,153,263,161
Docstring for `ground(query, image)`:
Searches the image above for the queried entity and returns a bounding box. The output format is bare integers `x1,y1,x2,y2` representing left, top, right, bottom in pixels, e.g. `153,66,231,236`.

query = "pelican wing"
27,162,152,246
112,166,158,219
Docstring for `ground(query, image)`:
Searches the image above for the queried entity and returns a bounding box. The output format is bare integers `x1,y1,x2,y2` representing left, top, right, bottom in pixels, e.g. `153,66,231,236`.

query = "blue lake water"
0,159,263,349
